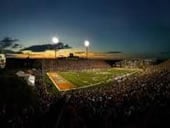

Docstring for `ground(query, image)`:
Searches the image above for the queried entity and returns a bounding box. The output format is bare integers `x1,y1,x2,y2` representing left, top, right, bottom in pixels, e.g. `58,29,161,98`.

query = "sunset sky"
0,0,170,55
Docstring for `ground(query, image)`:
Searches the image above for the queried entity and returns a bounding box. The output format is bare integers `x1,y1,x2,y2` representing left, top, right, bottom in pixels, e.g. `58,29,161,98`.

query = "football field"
47,68,139,91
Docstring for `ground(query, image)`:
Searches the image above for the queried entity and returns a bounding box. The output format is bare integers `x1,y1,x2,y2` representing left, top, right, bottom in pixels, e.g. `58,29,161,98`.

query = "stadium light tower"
52,37,59,58
84,40,90,59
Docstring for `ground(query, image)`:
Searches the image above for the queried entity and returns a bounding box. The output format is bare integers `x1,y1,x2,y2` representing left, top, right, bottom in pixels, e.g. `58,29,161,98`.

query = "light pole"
84,40,90,59
52,37,59,58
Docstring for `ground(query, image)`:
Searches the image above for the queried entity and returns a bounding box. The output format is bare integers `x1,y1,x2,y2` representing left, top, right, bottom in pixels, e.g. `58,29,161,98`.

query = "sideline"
47,70,140,92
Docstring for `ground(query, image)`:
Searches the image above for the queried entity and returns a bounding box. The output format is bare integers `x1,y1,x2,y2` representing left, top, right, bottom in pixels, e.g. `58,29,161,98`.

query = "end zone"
47,72,75,91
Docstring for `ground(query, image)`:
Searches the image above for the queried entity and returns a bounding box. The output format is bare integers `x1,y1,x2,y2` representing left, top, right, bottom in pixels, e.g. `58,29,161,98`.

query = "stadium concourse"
1,58,170,128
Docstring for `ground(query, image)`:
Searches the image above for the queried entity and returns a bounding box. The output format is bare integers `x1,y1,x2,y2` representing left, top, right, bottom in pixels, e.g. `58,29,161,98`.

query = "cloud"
0,37,19,48
12,43,22,49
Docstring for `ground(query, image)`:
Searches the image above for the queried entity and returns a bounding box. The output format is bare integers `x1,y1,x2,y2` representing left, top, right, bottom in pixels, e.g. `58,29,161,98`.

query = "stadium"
1,1,170,128
1,49,170,128
45,60,141,91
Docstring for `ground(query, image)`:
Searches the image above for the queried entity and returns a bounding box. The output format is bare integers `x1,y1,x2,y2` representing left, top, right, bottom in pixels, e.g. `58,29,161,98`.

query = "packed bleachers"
42,59,111,72
1,59,170,128
30,59,169,128
54,60,170,128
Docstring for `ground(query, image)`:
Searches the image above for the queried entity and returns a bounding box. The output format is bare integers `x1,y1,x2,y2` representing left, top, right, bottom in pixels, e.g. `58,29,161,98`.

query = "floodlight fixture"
84,40,90,47
52,37,59,58
52,37,59,44
84,40,90,58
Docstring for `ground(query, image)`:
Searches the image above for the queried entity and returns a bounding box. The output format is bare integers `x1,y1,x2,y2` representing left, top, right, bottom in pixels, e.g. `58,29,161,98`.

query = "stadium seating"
1,59,170,128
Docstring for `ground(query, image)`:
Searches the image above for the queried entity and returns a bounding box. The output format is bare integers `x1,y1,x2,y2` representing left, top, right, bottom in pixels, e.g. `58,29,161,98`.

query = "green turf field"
58,68,136,88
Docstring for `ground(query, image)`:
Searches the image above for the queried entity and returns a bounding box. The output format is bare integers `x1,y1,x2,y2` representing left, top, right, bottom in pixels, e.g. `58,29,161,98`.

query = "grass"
58,68,135,88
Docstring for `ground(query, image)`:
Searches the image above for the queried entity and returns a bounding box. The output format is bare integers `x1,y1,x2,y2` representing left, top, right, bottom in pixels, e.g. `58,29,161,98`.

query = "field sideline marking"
47,69,140,92
47,72,61,91
62,71,139,91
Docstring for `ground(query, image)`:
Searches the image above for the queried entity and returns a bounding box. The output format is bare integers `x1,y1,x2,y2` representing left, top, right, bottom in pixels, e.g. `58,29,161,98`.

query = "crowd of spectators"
0,72,40,128
54,60,170,128
1,59,170,128
28,59,170,128
42,59,111,72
